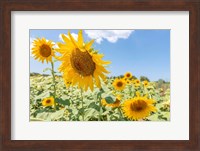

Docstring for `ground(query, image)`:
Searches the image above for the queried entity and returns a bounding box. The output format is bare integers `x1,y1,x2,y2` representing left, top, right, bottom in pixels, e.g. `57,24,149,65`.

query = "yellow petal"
88,75,94,91
61,34,71,44
94,71,101,88
78,30,84,47
84,76,90,91
96,65,110,73
68,31,78,48
85,39,94,50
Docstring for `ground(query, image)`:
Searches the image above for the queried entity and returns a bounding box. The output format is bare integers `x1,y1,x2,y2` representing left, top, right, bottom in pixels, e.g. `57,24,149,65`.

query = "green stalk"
118,107,123,120
98,98,102,121
80,89,84,121
51,61,57,109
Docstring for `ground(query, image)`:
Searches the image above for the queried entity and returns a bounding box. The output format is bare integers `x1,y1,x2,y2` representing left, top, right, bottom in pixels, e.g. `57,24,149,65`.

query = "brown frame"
0,0,200,151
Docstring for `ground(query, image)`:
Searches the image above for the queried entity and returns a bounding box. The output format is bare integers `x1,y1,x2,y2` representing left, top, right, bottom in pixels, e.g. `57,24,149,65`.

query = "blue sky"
30,29,170,81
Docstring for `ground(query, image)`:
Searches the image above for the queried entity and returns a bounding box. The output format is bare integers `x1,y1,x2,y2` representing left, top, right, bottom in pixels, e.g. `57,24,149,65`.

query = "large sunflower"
32,38,55,63
122,96,156,120
112,78,126,91
56,30,110,91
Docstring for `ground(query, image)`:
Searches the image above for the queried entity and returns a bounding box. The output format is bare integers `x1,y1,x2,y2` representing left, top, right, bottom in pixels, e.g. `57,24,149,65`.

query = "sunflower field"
30,30,170,121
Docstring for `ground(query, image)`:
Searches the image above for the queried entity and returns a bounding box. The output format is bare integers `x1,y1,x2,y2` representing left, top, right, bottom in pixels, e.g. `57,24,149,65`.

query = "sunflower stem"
51,61,57,109
118,108,123,120
99,98,102,121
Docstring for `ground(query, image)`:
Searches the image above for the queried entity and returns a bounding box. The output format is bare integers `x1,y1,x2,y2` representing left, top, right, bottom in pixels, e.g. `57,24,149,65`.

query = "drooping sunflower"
112,78,126,91
56,30,110,91
101,95,121,108
124,72,132,79
42,97,55,107
32,38,55,63
143,80,149,87
122,96,157,120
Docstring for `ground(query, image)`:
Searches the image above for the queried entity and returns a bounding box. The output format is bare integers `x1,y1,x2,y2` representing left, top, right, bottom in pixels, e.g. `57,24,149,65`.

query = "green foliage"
30,73,170,121
140,76,150,82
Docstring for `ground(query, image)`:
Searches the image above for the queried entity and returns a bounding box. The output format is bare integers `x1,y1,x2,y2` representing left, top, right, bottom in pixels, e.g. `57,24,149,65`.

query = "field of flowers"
30,30,170,121
30,73,170,121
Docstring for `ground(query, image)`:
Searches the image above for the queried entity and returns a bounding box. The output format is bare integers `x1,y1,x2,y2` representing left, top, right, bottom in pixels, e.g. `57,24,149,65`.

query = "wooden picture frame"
0,0,199,150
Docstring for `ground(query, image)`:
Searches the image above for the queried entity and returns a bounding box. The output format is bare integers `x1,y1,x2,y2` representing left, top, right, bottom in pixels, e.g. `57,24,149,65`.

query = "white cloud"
59,33,78,42
84,30,134,44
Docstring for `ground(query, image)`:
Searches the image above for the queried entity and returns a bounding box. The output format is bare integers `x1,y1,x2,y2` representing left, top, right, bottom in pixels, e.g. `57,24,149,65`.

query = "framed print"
0,0,200,151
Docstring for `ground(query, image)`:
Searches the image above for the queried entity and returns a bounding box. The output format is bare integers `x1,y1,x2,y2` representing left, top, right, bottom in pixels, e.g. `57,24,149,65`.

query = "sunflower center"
131,100,147,111
39,44,52,57
127,74,130,77
70,48,96,76
46,99,51,104
117,81,123,87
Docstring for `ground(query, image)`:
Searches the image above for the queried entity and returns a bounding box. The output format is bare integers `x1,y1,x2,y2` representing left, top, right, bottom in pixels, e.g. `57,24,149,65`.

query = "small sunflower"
56,30,110,91
124,72,132,79
143,80,149,87
32,38,55,63
112,78,126,91
101,95,121,108
134,79,140,87
42,97,55,107
122,96,156,120
123,77,128,81
126,79,131,85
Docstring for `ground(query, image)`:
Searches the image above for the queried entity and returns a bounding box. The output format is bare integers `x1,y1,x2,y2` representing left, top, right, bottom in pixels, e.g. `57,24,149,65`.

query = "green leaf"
160,112,170,121
50,109,65,120
55,98,70,106
105,96,115,104
84,108,98,120
88,102,100,111
35,91,50,100
147,114,159,121
78,108,85,115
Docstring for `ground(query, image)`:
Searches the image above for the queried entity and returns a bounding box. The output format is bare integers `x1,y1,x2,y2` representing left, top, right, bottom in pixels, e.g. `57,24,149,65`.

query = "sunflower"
123,77,128,81
126,79,131,85
32,38,55,63
143,80,149,87
134,79,140,87
42,97,55,107
122,96,156,120
124,72,132,79
101,95,121,108
56,30,110,91
112,78,126,91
